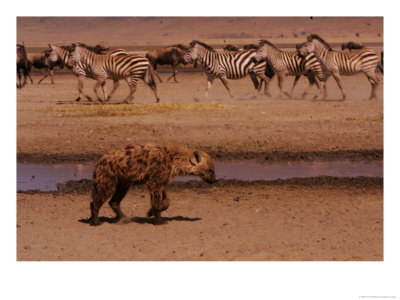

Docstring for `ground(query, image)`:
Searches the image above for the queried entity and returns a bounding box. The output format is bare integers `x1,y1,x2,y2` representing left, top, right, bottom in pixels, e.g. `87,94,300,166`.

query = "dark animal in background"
146,44,194,83
223,44,239,52
243,44,258,50
16,44,30,88
90,144,217,226
341,41,364,51
27,48,65,84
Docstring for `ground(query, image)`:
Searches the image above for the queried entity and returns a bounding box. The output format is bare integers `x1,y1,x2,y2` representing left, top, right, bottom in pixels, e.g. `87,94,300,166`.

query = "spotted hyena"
90,144,217,226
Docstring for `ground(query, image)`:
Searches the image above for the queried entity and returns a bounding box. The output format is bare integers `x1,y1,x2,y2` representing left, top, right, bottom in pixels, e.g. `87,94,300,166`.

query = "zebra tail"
145,64,157,87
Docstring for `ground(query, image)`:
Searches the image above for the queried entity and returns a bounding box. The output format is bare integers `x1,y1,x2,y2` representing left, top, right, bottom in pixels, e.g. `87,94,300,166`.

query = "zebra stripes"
184,40,268,97
68,43,159,103
297,34,380,100
254,39,326,100
48,44,128,102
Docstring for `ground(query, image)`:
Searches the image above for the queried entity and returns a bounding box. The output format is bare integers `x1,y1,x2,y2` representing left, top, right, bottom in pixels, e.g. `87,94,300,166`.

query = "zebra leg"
302,74,315,99
106,80,120,102
257,74,272,96
205,75,214,98
277,74,291,99
365,72,380,100
249,72,259,90
310,78,323,101
332,73,346,100
220,76,233,98
93,78,107,103
76,76,92,102
124,77,138,104
290,75,301,98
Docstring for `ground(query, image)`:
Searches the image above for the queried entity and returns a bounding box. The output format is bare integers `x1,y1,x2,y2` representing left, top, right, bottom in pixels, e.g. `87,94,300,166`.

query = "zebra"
297,34,381,100
254,39,327,100
183,40,269,98
67,43,160,103
48,43,128,102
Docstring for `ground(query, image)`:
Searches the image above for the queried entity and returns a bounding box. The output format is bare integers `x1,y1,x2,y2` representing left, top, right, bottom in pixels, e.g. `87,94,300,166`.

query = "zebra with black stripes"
297,34,381,100
48,43,128,102
254,39,327,100
67,43,160,103
183,40,269,98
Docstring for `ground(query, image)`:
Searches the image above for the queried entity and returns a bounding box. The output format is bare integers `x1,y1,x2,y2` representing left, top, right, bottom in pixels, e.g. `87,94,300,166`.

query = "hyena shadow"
79,215,201,225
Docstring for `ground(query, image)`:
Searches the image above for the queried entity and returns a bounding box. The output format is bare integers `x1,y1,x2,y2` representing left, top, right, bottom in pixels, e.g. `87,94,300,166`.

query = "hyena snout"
201,169,218,184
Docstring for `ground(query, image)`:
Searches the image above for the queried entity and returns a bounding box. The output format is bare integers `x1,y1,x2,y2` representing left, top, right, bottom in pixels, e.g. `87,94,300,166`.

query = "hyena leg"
90,191,110,226
109,182,130,223
147,190,169,217
148,187,168,225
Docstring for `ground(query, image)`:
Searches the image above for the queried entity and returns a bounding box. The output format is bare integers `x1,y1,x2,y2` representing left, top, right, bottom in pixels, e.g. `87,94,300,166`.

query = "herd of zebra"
16,34,383,103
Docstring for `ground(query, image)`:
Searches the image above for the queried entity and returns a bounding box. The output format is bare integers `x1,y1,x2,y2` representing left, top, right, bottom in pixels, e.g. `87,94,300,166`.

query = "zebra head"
48,44,74,69
48,44,61,64
307,34,332,52
254,42,270,62
184,42,199,64
296,42,315,57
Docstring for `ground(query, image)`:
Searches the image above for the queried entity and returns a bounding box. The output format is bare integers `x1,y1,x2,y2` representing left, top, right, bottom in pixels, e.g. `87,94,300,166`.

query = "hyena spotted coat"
90,144,217,226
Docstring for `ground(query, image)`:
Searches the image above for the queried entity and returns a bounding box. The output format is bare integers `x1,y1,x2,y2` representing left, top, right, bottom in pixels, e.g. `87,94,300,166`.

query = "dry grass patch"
25,103,235,117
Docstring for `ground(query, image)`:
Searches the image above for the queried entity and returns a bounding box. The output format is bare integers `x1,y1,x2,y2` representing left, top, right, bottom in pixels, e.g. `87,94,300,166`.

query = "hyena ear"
190,151,202,166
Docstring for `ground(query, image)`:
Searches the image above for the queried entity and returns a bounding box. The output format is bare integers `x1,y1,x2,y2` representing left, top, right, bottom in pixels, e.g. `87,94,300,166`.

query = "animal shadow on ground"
79,215,201,225
56,100,127,105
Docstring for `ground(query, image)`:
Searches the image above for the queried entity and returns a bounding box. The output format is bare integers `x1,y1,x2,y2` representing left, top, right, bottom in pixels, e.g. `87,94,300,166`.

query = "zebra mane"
258,40,282,52
55,44,74,52
307,34,333,51
190,40,214,51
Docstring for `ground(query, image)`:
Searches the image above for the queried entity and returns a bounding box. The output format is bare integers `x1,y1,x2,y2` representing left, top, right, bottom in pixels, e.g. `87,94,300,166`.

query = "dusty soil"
17,72,383,164
17,178,383,261
16,62,383,261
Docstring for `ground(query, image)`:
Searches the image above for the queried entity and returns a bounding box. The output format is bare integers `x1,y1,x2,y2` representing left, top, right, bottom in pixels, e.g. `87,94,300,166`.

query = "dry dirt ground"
17,69,383,261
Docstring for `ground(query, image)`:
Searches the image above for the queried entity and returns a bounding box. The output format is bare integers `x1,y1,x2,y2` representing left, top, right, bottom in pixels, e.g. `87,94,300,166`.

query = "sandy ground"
17,71,383,163
16,69,383,261
17,179,382,261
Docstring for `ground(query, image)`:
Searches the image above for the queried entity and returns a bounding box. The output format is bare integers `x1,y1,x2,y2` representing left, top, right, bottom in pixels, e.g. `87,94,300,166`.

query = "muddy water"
17,161,383,192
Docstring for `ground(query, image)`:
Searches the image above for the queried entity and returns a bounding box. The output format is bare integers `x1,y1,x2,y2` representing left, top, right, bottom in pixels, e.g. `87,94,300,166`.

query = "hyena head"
189,150,218,184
